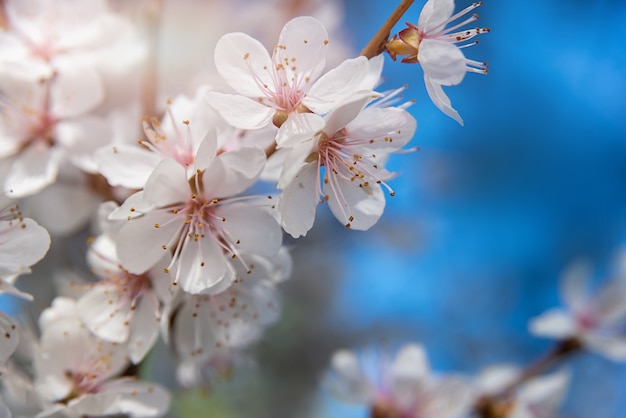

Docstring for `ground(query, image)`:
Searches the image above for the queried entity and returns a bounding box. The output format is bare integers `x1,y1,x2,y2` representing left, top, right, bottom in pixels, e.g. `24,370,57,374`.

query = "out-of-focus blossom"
206,16,374,146
34,297,170,418
386,0,489,124
278,95,416,237
474,366,570,418
529,259,626,361
325,343,472,418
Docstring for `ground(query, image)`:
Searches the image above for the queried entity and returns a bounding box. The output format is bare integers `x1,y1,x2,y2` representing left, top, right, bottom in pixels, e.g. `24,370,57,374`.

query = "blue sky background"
309,0,626,416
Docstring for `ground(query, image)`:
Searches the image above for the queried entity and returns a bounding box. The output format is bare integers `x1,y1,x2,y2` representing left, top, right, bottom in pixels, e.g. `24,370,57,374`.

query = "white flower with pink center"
388,0,489,125
75,235,173,364
530,259,626,361
278,96,416,238
95,87,224,190
206,16,374,146
110,137,282,295
34,297,170,418
326,343,472,418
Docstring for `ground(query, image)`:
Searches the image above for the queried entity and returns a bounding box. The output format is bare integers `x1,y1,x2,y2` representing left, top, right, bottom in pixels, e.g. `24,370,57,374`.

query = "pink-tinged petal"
326,350,374,404
202,147,265,198
276,16,328,85
278,162,319,238
0,218,50,277
101,379,170,417
327,180,385,231
347,107,417,153
323,95,372,136
419,40,466,85
127,297,159,364
275,112,324,148
206,91,274,130
76,283,130,343
214,32,274,97
175,236,234,295
216,204,282,257
95,144,162,189
4,144,60,198
424,76,463,125
143,159,189,207
304,57,370,114
116,211,182,274
528,309,576,339
50,62,104,118
0,311,18,364
193,130,218,172
418,0,455,31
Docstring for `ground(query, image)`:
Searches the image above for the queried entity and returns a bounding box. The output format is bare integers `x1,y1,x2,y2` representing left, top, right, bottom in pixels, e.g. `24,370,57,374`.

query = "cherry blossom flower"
474,366,570,418
206,16,375,146
325,343,472,418
162,248,291,382
110,137,282,295
529,260,626,361
75,235,173,364
34,297,170,418
95,87,224,190
386,0,489,125
278,95,416,237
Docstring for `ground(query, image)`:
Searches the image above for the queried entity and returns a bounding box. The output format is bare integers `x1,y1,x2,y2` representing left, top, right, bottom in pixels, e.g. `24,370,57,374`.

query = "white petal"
585,335,626,362
424,76,463,125
418,0,455,31
278,162,319,238
205,91,274,130
325,349,373,404
304,57,370,114
277,17,328,87
517,369,570,409
275,112,324,148
76,283,130,343
4,144,59,198
56,116,112,173
419,376,473,417
360,55,385,90
213,32,273,97
109,191,151,221
419,40,466,85
528,309,577,339
143,159,189,207
192,130,218,172
323,94,372,136
102,379,171,418
559,261,592,312
50,62,104,118
202,147,265,198
216,204,282,257
0,218,50,277
327,180,385,231
390,344,430,409
127,297,160,364
0,311,19,364
95,144,162,189
346,107,417,153
176,236,233,295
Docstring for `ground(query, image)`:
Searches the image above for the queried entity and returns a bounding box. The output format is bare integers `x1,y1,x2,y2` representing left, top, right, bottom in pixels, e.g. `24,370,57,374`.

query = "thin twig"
359,0,415,59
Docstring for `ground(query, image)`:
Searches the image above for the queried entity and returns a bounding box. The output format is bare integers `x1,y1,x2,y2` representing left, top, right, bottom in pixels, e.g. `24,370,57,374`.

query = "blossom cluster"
0,0,495,416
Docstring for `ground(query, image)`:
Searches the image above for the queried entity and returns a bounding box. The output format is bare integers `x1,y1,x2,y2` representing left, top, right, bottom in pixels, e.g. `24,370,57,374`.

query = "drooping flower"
110,136,282,295
325,343,472,418
206,16,375,146
278,95,416,238
386,0,489,125
529,258,626,362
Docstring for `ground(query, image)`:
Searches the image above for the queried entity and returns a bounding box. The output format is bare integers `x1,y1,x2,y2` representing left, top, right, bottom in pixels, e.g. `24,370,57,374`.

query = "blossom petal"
528,309,576,339
76,283,131,343
585,335,626,361
275,112,324,148
424,76,463,125
0,218,50,277
143,159,189,207
216,204,282,257
323,94,371,136
202,147,265,198
95,144,162,189
304,57,370,114
0,311,19,365
418,0,454,31
4,144,60,198
419,40,466,86
325,349,374,404
205,91,274,130
213,32,274,97
175,236,233,295
276,16,328,87
50,62,104,118
127,297,160,364
327,180,385,231
347,107,417,153
278,162,319,238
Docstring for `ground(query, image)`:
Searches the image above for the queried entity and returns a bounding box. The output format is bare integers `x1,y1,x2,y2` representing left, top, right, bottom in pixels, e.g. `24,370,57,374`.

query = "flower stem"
474,338,582,418
359,0,416,59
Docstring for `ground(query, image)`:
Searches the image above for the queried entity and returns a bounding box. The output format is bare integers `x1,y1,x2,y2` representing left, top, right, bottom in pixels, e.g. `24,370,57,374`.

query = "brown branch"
359,0,415,59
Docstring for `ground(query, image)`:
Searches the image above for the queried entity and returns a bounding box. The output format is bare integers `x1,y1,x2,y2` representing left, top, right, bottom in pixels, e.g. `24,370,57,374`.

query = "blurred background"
170,0,626,417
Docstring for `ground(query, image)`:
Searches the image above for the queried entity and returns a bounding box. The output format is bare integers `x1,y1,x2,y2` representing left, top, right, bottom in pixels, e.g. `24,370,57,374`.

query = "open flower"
206,16,374,146
386,0,489,124
110,136,282,295
278,95,416,237
529,258,626,361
